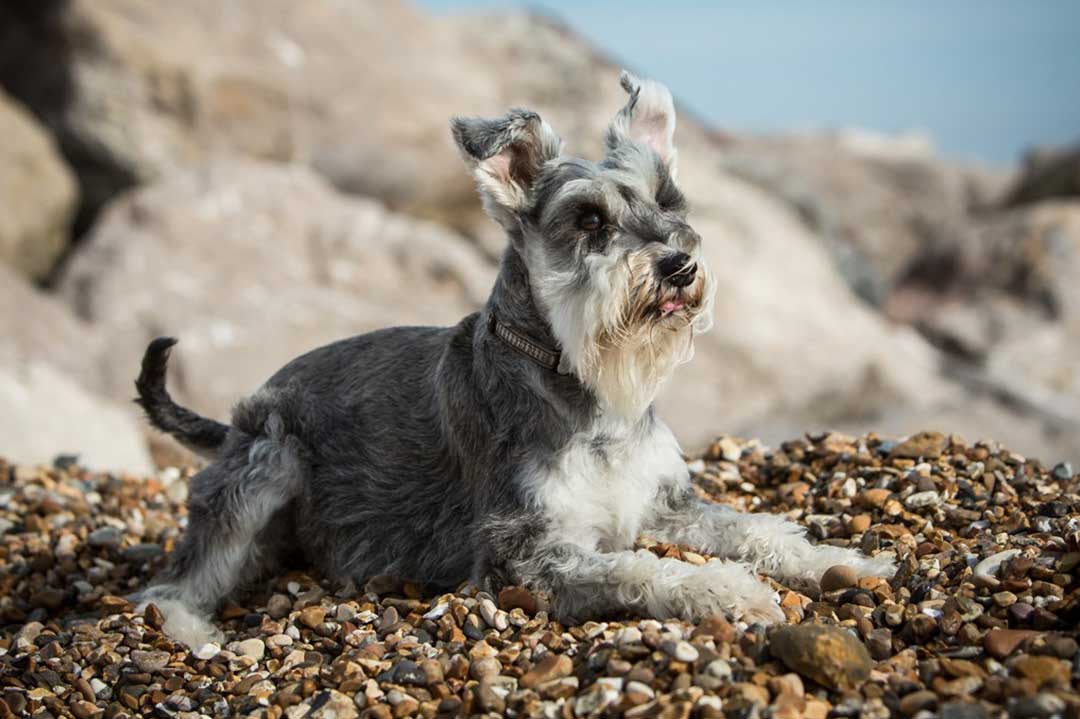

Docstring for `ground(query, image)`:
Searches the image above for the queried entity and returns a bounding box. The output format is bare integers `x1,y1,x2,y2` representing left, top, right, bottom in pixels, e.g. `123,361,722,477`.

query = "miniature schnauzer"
134,72,895,647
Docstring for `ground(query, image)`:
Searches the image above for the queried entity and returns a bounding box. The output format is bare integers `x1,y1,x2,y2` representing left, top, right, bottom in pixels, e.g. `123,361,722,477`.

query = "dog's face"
453,72,713,419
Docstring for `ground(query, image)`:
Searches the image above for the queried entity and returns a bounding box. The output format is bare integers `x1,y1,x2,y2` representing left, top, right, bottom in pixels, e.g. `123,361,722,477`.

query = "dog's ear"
451,109,562,227
606,71,677,176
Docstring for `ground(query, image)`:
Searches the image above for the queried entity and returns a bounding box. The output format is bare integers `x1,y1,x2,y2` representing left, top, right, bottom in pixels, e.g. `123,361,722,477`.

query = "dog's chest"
526,418,687,551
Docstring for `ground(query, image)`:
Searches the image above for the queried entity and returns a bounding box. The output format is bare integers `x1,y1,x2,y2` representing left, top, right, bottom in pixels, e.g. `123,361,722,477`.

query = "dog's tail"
135,337,231,460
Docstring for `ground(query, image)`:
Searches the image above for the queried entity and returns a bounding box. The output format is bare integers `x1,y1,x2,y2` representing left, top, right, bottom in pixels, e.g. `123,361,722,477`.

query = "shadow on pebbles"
1,431,1078,718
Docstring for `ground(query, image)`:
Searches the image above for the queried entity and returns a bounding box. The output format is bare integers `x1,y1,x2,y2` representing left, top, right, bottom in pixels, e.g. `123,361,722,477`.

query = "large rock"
57,158,950,455
29,2,953,455
0,264,153,472
0,0,599,244
882,200,1080,463
1004,144,1080,206
58,159,496,422
0,89,77,280
770,624,872,692
963,203,1080,424
9,0,1068,463
719,131,1006,306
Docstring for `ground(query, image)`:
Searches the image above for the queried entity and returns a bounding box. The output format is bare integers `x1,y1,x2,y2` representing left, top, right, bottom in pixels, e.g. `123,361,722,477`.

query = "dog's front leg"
510,537,784,626
644,487,896,587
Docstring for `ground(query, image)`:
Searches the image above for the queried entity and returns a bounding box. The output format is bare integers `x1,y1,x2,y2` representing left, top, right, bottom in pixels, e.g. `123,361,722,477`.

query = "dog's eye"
578,211,603,232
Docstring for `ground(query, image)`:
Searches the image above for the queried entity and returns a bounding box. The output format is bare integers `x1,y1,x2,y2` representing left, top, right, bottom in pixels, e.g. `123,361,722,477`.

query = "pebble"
266,593,292,619
890,431,947,459
819,564,858,591
130,649,170,673
193,642,221,660
298,605,326,629
904,490,941,509
770,625,872,691
1,433,1077,719
984,629,1042,660
521,653,574,688
233,638,265,660
87,526,122,548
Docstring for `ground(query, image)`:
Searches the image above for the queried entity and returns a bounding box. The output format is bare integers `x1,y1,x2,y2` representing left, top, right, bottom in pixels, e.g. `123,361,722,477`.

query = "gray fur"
137,72,894,645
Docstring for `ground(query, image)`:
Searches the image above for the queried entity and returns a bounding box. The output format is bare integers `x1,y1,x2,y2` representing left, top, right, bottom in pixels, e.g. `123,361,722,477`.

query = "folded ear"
451,109,562,228
606,70,677,175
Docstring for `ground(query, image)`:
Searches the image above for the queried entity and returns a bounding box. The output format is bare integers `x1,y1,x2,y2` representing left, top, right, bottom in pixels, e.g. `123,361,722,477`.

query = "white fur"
613,70,678,176
648,500,898,586
522,539,784,625
530,243,711,420
524,416,687,551
137,598,223,648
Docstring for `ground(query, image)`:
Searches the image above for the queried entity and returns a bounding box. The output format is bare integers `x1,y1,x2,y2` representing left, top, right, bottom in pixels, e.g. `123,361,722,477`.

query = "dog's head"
452,71,714,419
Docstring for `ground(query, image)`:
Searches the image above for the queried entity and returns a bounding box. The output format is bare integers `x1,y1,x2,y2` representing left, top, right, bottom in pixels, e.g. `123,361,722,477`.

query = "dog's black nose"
658,252,696,287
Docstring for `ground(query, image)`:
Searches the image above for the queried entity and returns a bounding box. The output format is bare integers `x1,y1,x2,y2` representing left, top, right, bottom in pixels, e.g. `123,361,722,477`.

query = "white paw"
693,561,785,625
137,597,224,648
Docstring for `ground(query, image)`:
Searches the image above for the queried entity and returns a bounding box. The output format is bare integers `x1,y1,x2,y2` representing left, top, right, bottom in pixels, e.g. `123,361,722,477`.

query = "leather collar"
489,313,561,371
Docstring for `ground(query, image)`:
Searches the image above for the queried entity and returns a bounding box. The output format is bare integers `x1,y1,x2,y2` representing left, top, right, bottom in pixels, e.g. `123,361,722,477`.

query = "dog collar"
489,314,561,371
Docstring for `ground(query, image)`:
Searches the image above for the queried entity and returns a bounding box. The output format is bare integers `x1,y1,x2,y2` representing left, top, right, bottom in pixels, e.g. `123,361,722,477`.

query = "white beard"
532,246,713,421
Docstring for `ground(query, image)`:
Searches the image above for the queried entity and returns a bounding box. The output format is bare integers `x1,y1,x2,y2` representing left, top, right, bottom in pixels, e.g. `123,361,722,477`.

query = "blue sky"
420,1,1080,166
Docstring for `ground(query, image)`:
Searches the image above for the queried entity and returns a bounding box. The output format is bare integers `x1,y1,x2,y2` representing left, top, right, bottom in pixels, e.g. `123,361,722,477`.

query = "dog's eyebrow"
616,183,638,205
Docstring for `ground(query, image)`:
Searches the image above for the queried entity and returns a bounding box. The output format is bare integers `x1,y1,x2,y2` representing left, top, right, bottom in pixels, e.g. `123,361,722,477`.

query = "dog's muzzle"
657,252,696,288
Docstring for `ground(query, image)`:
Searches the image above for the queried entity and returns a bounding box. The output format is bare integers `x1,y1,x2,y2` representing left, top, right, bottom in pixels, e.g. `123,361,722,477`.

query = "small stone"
392,660,427,686
866,628,892,660
1050,462,1073,481
1007,602,1033,625
1008,693,1066,719
469,656,500,680
521,653,573,689
625,681,654,706
538,676,579,700
301,689,359,719
769,625,872,692
718,436,742,461
234,638,265,661
694,615,735,643
121,543,163,562
992,591,1017,608
87,526,122,548
861,488,892,509
661,639,699,663
848,515,872,534
1012,655,1070,688
478,598,499,628
984,629,1041,659
890,431,947,460
130,650,170,673
298,606,326,629
143,602,165,630
497,586,538,614
193,642,221,660
475,678,506,714
267,593,292,619
820,565,858,592
974,549,1021,580
899,690,937,716
904,490,941,509
70,700,101,719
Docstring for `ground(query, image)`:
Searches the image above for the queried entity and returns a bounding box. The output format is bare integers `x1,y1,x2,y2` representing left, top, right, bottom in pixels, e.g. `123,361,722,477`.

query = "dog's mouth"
658,298,687,318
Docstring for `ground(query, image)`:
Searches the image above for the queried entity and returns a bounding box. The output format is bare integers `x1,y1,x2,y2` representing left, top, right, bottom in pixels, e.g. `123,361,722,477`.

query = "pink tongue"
661,299,685,313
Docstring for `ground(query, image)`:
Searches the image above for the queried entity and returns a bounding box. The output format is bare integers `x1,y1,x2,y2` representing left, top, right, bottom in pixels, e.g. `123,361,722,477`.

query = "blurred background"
1,0,1078,473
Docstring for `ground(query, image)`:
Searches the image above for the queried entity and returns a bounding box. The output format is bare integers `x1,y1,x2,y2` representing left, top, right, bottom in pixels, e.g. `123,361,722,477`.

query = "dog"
134,71,895,647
